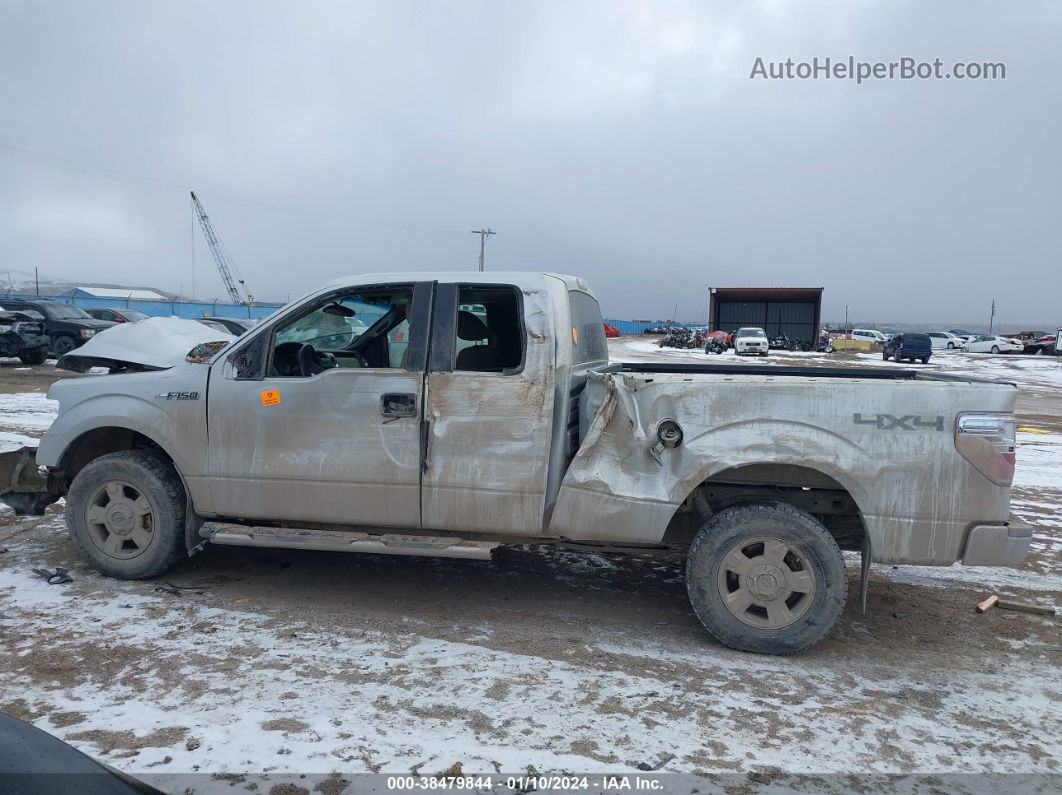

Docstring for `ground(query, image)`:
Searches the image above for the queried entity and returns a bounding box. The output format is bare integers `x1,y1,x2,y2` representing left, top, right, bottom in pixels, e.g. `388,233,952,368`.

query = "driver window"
269,286,414,377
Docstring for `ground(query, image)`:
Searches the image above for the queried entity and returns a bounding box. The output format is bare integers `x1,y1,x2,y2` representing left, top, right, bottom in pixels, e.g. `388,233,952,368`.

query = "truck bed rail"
609,361,1013,385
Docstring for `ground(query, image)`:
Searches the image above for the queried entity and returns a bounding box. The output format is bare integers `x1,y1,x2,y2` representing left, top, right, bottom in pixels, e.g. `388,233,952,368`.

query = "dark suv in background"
0,300,116,357
883,332,932,364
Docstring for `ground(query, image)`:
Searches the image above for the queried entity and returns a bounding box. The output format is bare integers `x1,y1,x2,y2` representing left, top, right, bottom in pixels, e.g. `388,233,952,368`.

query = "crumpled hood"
57,316,234,372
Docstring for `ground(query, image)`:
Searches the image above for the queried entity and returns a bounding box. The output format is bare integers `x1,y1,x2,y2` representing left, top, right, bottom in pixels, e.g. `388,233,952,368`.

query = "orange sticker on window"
260,389,281,407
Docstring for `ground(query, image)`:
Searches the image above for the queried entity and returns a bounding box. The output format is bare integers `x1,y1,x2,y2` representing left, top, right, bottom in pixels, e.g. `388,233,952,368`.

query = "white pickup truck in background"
0,272,1031,654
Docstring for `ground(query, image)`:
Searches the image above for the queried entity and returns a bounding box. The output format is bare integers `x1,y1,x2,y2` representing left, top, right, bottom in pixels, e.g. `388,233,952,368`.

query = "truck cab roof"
321,271,594,294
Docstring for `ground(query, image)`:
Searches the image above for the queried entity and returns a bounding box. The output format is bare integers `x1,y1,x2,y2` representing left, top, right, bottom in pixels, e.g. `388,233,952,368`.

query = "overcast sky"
0,0,1058,325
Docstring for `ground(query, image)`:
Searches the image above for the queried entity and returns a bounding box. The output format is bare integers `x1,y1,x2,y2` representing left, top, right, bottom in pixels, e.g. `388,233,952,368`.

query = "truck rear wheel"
65,450,187,580
19,347,48,365
686,502,847,654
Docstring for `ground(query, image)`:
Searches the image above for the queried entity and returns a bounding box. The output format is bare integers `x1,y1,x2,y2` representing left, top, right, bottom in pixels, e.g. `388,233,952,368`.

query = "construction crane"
190,191,254,305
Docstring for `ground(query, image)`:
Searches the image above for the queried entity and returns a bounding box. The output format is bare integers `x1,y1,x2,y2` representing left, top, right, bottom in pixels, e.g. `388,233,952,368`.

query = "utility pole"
34,267,39,296
471,229,496,271
989,299,996,333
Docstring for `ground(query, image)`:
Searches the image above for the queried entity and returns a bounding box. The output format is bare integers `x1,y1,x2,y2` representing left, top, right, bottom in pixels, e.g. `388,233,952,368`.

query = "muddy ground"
0,351,1058,793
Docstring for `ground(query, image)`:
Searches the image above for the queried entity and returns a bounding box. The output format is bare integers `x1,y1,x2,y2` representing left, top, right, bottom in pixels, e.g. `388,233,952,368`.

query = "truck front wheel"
686,502,847,654
65,450,187,579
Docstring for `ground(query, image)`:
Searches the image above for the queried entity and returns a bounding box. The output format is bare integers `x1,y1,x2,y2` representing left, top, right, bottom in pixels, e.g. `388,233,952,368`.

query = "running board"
201,524,497,561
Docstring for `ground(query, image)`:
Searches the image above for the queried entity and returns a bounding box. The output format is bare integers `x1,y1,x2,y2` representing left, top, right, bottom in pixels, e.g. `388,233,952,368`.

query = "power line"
0,140,468,237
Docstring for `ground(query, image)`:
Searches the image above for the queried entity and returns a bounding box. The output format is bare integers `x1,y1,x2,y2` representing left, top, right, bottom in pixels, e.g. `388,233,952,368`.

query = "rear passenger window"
568,291,608,364
454,287,524,372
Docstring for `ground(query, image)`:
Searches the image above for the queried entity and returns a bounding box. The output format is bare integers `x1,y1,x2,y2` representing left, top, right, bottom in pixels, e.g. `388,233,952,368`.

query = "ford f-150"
0,273,1030,654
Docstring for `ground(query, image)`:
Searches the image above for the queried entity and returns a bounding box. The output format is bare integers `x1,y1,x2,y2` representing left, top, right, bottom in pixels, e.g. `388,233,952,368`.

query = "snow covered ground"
0,353,1058,792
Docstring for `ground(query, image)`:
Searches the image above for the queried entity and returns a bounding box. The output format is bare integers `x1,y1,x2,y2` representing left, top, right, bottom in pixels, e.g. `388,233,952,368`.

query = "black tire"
921,357,930,364
947,342,955,349
65,450,187,579
19,347,48,365
686,502,848,655
991,345,1000,354
51,335,77,357
882,351,890,361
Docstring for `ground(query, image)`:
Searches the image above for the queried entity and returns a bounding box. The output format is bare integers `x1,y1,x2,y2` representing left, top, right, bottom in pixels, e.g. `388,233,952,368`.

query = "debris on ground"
997,599,1057,617
977,595,999,613
153,582,205,596
31,566,71,584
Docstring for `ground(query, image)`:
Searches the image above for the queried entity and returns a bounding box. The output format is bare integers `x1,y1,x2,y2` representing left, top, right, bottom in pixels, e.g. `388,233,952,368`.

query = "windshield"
123,309,150,322
736,328,765,338
276,296,390,349
44,303,92,320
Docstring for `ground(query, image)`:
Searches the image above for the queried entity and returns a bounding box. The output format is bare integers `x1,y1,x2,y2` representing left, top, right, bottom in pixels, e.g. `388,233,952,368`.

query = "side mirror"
186,340,231,364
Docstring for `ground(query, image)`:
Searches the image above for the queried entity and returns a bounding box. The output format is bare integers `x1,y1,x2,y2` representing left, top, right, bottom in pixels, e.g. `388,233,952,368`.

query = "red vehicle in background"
603,322,620,338
704,329,730,354
1026,334,1057,355
84,307,150,323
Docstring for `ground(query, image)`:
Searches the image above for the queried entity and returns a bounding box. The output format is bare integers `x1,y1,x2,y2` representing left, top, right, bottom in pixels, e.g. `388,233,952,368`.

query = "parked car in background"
1003,331,1051,354
733,327,768,356
963,335,1023,354
0,299,116,357
882,332,932,363
0,309,50,364
85,307,150,323
603,322,620,338
851,328,888,345
927,331,966,350
947,328,978,343
196,316,259,336
1025,334,1057,355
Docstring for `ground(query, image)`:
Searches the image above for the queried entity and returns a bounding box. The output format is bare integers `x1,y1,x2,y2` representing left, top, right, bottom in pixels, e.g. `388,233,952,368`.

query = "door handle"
381,392,417,419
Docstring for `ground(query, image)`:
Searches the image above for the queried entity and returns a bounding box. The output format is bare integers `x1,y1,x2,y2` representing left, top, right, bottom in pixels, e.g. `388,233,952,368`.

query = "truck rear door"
420,282,556,535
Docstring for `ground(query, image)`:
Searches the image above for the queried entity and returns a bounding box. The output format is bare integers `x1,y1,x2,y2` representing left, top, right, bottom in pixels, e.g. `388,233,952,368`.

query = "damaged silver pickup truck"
0,273,1031,653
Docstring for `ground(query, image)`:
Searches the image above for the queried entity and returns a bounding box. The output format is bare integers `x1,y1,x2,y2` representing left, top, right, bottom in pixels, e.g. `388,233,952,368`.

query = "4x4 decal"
853,413,944,431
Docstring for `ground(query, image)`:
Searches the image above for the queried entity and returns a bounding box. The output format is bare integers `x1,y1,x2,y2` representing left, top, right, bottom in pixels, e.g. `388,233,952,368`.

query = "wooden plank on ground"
997,600,1055,617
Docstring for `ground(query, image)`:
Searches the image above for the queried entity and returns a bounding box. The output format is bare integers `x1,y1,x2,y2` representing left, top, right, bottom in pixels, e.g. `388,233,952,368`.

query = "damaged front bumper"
0,332,49,358
0,447,62,516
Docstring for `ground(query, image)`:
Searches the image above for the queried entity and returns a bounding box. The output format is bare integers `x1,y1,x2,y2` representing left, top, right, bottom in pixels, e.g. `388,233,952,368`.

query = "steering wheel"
297,344,341,376
274,342,339,377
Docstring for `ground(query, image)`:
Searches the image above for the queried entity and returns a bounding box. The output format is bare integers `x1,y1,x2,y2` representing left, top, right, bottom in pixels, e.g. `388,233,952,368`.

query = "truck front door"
205,282,431,527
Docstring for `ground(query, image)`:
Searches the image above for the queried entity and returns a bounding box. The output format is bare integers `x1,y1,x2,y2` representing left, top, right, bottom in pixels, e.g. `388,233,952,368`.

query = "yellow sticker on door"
260,389,282,407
